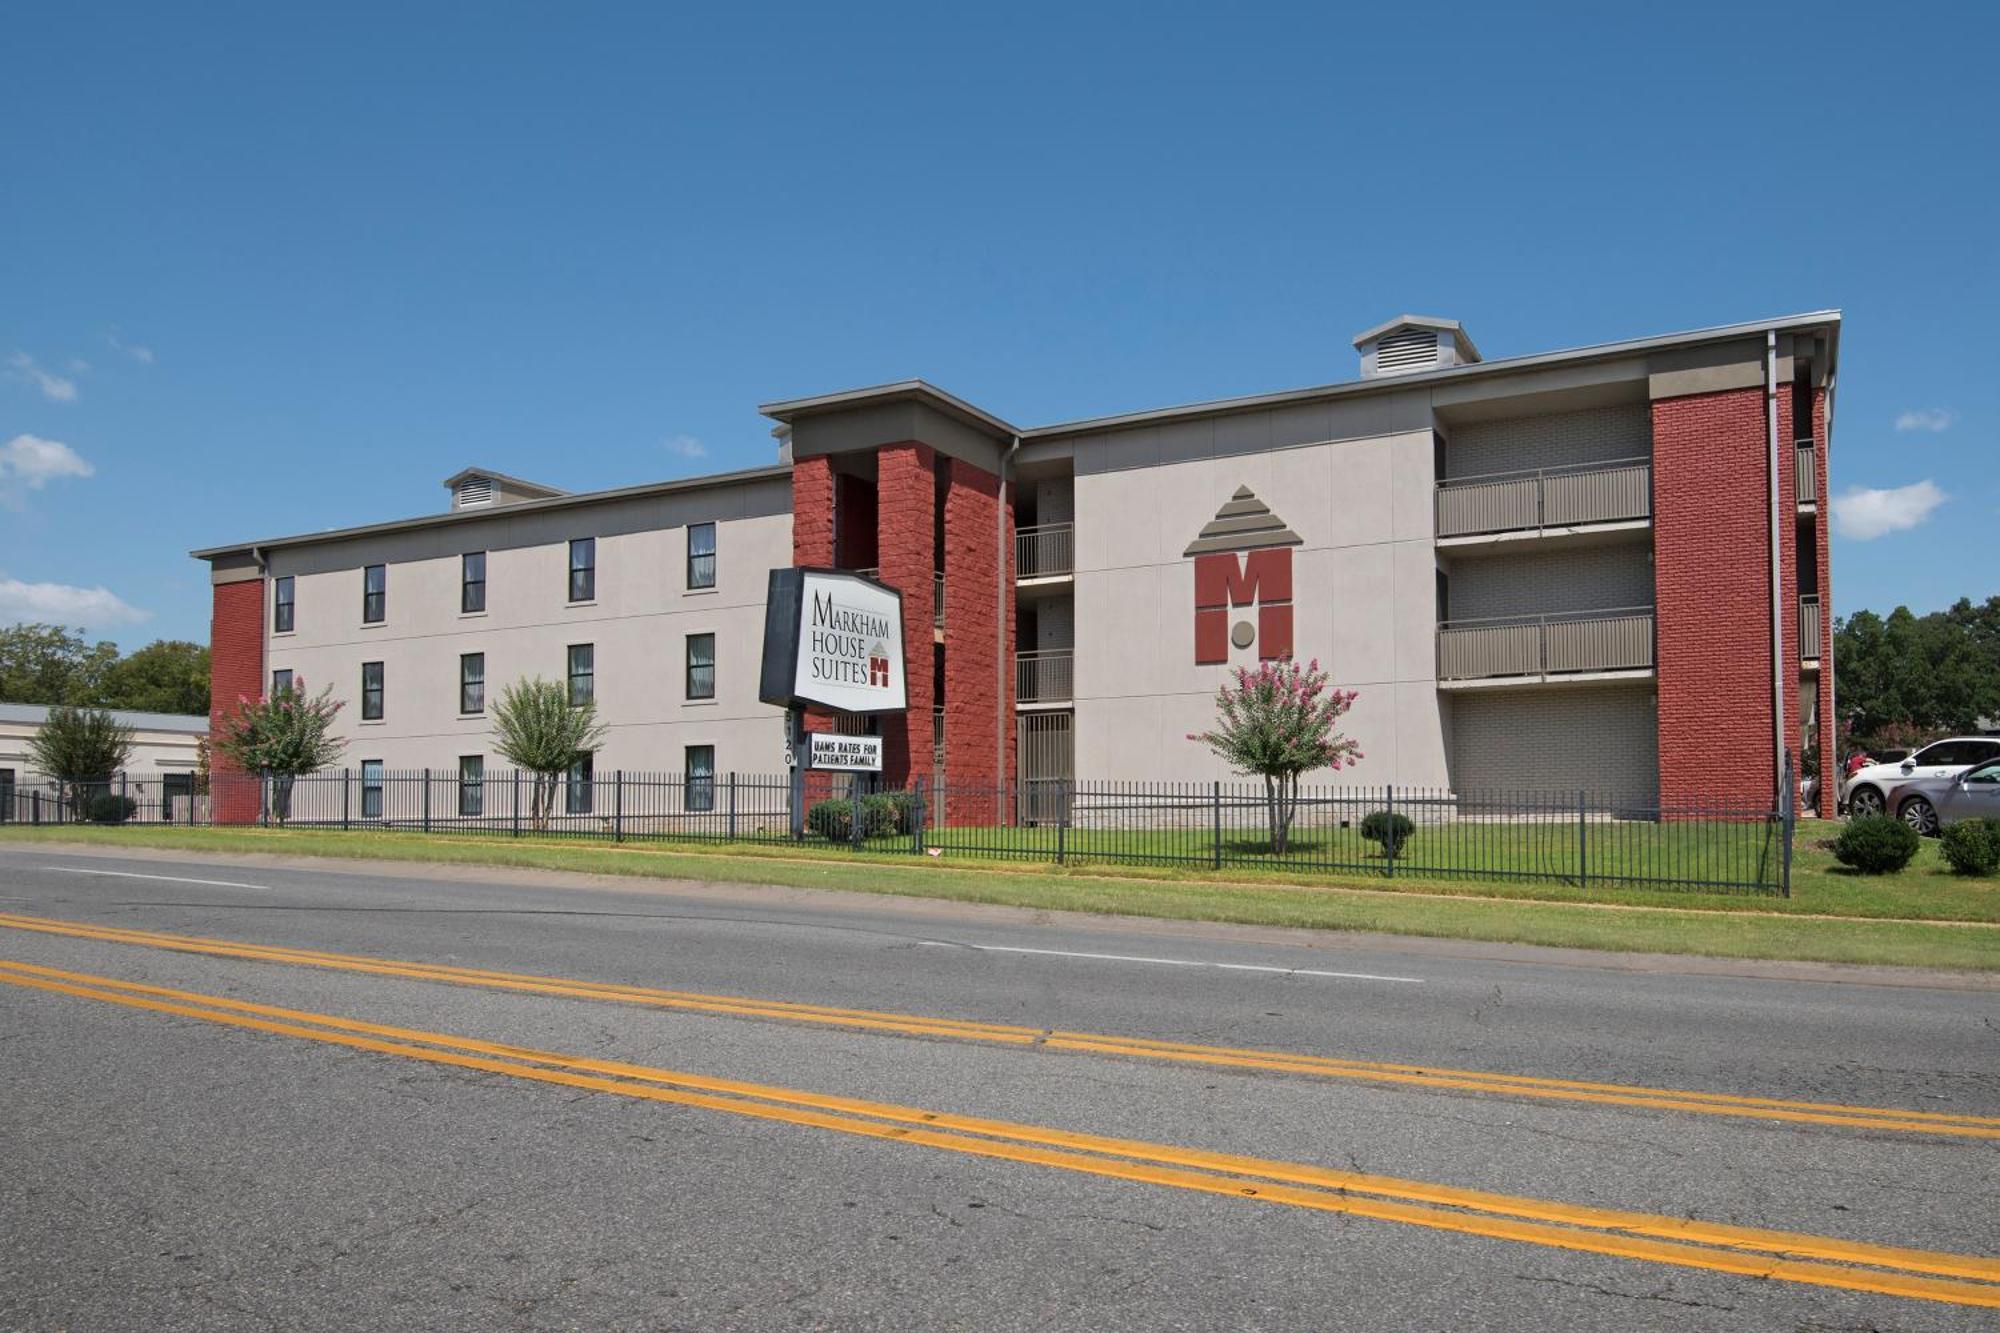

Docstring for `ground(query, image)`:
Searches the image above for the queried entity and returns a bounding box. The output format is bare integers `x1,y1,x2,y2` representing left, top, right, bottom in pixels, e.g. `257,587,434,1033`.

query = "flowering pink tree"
1188,659,1361,854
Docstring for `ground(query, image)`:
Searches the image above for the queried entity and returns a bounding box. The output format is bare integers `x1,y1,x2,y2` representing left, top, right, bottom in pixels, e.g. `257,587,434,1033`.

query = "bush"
1360,810,1414,855
85,792,138,825
806,794,903,842
1939,818,2000,877
1831,815,1920,874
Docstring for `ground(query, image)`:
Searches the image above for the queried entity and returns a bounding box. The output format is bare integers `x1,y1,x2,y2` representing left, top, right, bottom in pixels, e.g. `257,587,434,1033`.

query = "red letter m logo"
1193,548,1293,664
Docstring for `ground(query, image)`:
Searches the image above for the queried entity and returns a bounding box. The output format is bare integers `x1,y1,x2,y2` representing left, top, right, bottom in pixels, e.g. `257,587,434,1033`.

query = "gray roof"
192,464,792,560
0,702,208,734
758,379,1022,439
440,467,569,496
1349,313,1481,359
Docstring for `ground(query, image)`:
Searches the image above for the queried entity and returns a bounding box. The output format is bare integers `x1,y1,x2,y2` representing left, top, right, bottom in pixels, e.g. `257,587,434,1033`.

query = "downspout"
1765,331,1787,807
997,434,1021,812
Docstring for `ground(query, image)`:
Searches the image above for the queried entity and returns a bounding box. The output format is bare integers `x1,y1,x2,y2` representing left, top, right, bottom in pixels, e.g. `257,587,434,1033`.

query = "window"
270,668,294,696
460,653,485,714
362,564,386,623
569,537,596,602
458,755,484,816
686,633,715,700
361,661,384,720
687,522,716,590
685,745,715,813
1916,741,1993,767
565,753,594,814
1965,762,2000,786
462,551,486,613
567,643,594,706
360,760,384,819
273,576,295,633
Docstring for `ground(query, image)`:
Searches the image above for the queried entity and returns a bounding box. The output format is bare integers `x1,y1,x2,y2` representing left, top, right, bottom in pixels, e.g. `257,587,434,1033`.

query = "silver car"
1888,759,2000,836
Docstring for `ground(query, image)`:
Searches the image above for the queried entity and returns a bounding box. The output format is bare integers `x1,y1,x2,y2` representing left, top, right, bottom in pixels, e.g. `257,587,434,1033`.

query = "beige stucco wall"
1065,397,1450,788
0,716,204,790
261,479,793,778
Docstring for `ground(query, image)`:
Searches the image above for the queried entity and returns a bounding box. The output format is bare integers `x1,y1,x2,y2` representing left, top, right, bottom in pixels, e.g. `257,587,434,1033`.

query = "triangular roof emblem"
1183,486,1303,556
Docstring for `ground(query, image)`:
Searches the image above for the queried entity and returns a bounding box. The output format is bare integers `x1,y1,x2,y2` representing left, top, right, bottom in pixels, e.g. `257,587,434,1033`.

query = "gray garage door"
1449,685,1658,802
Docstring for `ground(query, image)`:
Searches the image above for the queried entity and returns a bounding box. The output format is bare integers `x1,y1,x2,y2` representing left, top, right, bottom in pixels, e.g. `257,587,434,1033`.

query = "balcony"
1795,439,1817,508
1016,523,1074,583
1436,458,1651,543
1438,607,1655,685
1800,594,1822,663
1017,648,1074,706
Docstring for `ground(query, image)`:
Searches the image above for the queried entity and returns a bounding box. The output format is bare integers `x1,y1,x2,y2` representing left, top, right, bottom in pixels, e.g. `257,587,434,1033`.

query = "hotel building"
196,311,1839,819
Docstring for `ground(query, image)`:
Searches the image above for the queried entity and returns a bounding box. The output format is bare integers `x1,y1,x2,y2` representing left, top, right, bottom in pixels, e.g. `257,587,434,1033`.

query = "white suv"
1843,737,2000,818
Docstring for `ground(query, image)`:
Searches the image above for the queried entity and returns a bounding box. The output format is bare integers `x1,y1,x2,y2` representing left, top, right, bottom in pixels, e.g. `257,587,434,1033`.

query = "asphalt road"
0,844,1994,1331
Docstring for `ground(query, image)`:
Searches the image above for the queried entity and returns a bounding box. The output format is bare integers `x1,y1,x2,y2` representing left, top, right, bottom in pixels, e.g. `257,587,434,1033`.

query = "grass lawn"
2,821,1995,971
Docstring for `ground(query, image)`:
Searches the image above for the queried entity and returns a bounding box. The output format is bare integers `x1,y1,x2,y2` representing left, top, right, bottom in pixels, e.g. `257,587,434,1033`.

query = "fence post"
261,774,270,828
1385,784,1395,878
851,778,863,851
512,770,521,838
32,790,41,825
1057,799,1067,866
1211,781,1222,869
1781,751,1795,899
614,770,624,842
342,768,351,830
1577,789,1588,889
727,772,738,841
422,769,431,833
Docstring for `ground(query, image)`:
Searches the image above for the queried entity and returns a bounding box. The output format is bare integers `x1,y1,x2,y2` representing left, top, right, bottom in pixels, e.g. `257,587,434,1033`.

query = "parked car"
1887,759,2000,835
1843,738,2000,818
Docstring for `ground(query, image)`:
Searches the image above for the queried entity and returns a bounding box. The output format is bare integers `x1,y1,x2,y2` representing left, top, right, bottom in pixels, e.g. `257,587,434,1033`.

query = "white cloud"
106,331,154,364
0,434,95,508
0,574,150,628
7,352,78,402
663,434,708,459
1831,479,1947,540
1894,408,1957,432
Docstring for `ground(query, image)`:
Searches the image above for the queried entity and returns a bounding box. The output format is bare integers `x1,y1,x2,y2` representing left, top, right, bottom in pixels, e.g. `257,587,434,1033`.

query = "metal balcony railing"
1800,594,1822,660
1016,649,1074,704
1437,607,1655,681
1795,439,1817,506
1435,457,1651,539
1016,523,1075,579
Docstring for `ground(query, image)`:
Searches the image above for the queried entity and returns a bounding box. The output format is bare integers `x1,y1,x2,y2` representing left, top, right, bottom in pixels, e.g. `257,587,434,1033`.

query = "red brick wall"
789,454,838,799
207,577,266,823
1653,384,1787,813
942,457,1008,825
875,443,935,787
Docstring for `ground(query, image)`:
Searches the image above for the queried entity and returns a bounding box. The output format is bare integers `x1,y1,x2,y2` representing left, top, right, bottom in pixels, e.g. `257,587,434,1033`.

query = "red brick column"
943,458,1008,826
207,577,266,823
1812,386,1836,816
1652,385,1783,814
875,443,935,788
789,454,838,801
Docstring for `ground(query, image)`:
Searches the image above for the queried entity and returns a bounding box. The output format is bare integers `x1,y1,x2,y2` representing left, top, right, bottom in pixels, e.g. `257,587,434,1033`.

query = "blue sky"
2,2,1993,647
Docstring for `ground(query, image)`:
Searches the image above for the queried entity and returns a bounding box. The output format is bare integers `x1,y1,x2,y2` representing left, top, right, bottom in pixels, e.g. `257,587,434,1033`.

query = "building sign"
808,733,884,771
758,568,908,714
1184,486,1302,665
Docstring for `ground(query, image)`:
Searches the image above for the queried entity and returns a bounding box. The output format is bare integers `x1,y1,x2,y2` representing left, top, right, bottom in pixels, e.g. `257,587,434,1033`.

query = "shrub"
84,792,138,824
1831,815,1920,874
1939,818,2000,877
806,794,902,842
1360,810,1414,855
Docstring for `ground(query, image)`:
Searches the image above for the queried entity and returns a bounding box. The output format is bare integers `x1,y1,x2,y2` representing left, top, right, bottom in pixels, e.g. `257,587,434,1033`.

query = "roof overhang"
759,379,1019,440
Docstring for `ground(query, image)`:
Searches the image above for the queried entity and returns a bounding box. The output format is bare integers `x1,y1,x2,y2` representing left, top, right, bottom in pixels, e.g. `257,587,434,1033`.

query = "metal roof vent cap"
1353,315,1481,378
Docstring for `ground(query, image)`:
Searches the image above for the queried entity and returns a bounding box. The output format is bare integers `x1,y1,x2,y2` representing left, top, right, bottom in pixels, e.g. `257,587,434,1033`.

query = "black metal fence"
3,765,1795,896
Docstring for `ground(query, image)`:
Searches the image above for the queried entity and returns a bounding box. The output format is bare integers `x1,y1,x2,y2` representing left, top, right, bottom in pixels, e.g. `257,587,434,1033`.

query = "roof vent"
454,475,494,509
1353,315,1481,378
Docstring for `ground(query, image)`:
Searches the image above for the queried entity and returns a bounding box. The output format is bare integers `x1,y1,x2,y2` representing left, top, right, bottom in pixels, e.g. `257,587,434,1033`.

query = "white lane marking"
40,866,272,891
917,940,1423,983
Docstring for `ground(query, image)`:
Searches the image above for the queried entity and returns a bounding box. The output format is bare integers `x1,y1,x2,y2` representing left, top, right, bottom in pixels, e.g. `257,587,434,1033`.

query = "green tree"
0,623,120,705
490,676,607,830
1187,658,1362,855
28,705,134,821
1835,597,2000,744
212,679,346,823
98,639,211,715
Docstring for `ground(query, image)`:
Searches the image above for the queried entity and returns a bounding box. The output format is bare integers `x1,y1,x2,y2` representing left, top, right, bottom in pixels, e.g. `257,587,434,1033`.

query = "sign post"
786,707,806,840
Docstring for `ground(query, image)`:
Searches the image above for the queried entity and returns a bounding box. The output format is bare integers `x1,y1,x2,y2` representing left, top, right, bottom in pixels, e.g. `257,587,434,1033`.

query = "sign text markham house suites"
758,568,908,717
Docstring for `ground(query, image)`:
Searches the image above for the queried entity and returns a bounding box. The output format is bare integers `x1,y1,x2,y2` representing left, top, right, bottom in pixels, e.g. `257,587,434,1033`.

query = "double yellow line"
2,955,1996,1308
1,909,1994,1141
